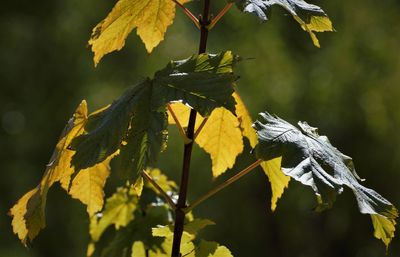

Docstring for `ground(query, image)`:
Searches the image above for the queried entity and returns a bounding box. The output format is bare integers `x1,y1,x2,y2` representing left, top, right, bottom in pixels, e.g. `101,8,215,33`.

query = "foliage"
9,0,398,256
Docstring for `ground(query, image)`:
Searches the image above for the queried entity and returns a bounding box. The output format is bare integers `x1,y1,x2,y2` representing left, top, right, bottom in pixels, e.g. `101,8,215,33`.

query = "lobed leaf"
153,51,239,116
234,0,333,47
9,101,92,244
72,52,239,180
253,112,398,247
196,107,244,177
88,0,190,65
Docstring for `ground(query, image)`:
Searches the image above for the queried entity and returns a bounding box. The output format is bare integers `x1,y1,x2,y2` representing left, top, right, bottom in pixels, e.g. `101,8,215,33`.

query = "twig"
184,159,263,213
168,104,192,144
207,3,233,30
172,0,201,29
141,170,176,210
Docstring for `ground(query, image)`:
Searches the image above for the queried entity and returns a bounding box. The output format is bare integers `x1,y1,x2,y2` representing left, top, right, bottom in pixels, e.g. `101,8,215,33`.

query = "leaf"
253,112,398,246
111,85,168,180
371,214,397,250
167,102,204,129
232,93,290,211
196,107,244,177
69,156,112,216
153,51,239,117
88,0,190,65
146,168,178,193
260,158,290,212
90,185,140,242
234,0,333,47
72,52,239,179
233,92,258,148
196,240,233,257
9,101,89,244
71,81,151,171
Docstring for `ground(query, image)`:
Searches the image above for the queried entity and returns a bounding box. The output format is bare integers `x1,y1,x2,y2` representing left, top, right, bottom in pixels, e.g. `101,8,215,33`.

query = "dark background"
1,0,400,256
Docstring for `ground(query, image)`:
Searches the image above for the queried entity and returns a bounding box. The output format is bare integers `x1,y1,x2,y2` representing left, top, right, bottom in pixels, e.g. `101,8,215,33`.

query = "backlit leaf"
69,156,112,216
254,112,398,246
233,92,258,148
9,101,88,244
196,240,233,257
196,107,244,177
90,185,140,242
88,0,190,65
232,93,290,211
260,158,290,212
153,51,239,117
234,0,333,47
73,52,239,179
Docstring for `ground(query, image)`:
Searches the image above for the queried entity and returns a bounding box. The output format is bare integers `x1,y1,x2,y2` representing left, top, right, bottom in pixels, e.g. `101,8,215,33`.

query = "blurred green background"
1,0,400,256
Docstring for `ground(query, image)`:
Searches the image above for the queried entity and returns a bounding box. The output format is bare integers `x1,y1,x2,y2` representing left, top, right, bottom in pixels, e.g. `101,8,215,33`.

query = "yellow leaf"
146,168,177,192
9,101,88,244
69,157,112,216
89,186,139,242
260,157,290,212
167,102,204,129
89,0,189,66
196,108,244,177
294,15,334,48
233,92,258,148
371,214,397,250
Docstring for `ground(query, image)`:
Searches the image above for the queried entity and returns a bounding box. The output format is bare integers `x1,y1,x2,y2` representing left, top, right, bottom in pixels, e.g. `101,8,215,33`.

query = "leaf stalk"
172,0,201,29
207,3,233,30
167,104,192,144
141,170,176,210
183,159,263,213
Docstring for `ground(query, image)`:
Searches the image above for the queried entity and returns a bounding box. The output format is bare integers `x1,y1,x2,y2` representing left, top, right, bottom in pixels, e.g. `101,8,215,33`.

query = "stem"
168,104,192,144
207,3,233,30
193,117,208,140
171,1,211,256
141,170,176,210
184,159,262,213
172,0,201,29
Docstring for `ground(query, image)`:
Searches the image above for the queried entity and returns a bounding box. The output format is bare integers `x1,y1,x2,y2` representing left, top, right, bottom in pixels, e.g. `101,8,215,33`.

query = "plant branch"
207,3,233,30
171,1,211,256
141,170,176,210
184,159,263,213
172,0,201,29
168,104,192,144
193,117,208,140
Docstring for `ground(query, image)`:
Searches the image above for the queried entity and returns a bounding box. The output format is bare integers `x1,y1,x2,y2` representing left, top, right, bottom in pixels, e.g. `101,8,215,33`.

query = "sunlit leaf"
90,185,140,242
260,158,290,212
234,0,333,47
146,168,178,193
73,52,239,180
233,92,258,148
153,51,239,117
196,107,244,177
9,101,88,244
69,156,112,216
88,0,190,65
254,112,398,246
196,240,234,257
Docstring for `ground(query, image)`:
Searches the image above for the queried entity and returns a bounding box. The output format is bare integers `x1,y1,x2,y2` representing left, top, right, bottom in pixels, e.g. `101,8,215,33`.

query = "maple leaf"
196,107,244,177
234,0,333,47
9,101,113,244
89,0,190,65
72,52,239,180
253,112,398,247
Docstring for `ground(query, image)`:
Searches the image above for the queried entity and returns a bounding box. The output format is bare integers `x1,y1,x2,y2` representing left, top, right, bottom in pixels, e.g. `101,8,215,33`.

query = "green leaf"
71,80,151,170
153,51,239,116
72,52,240,179
90,185,140,242
234,0,333,47
111,85,168,180
253,112,398,246
196,240,233,257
